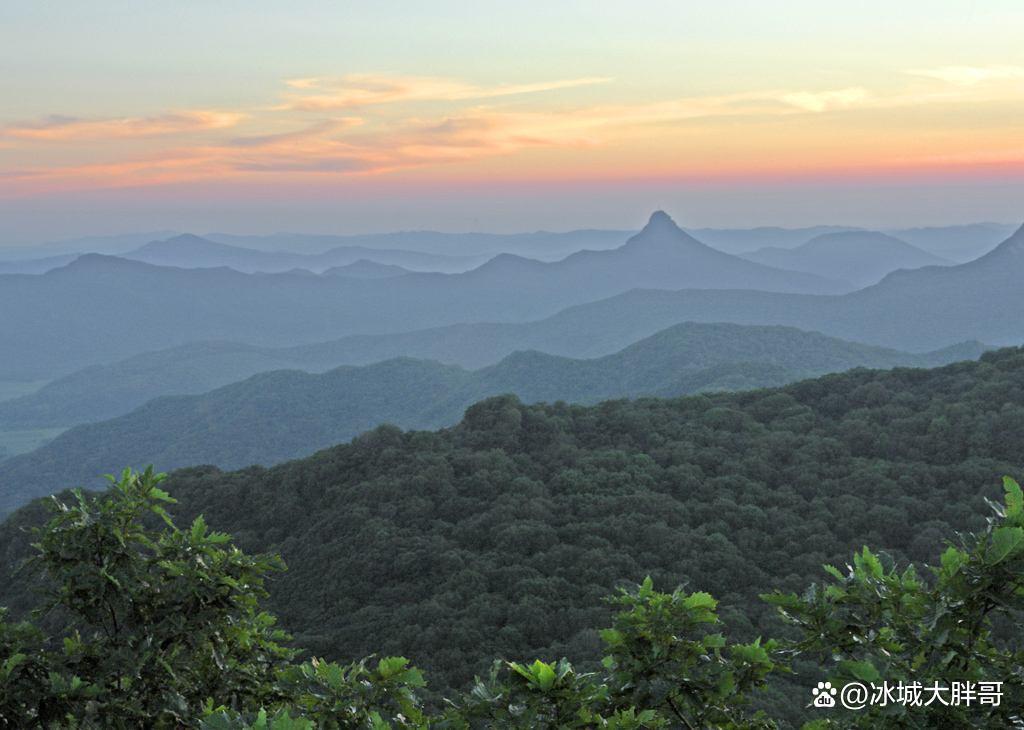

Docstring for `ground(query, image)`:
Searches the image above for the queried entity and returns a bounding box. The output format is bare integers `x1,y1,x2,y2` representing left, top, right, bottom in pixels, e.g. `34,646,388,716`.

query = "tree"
7,468,294,727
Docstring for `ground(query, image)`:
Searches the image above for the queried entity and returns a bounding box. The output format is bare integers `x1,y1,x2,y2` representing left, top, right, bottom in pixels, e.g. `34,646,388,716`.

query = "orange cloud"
2,70,1022,196
1,110,244,141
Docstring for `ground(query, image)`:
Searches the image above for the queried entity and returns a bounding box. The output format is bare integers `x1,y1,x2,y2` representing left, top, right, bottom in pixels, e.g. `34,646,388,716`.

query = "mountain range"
0,212,847,381
0,229,632,263
125,234,483,273
203,229,633,259
0,321,987,516
2,222,1013,264
6,216,1017,387
315,221,1023,359
689,222,1016,260
0,314,987,434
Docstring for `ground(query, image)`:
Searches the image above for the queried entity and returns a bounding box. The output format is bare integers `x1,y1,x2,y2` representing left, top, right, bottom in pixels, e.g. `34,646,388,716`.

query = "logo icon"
813,681,837,708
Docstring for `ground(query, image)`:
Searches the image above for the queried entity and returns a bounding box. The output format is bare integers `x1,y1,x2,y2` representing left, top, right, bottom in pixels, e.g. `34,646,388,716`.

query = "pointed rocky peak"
623,210,712,252
646,210,676,230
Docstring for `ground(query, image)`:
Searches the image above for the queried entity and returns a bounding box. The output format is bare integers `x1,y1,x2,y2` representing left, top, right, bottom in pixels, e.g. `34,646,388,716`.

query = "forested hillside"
0,323,986,515
2,348,1022,712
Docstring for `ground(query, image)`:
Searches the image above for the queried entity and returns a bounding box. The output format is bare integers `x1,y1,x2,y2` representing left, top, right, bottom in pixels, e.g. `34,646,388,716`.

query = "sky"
1,1,1023,244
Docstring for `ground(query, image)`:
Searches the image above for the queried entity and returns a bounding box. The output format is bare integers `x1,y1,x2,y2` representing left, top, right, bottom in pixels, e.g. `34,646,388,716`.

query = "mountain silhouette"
743,231,947,286
125,233,480,273
0,212,850,380
527,211,849,294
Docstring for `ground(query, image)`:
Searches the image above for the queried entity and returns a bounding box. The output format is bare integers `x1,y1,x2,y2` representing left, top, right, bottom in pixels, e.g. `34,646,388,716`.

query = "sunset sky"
2,1,1023,242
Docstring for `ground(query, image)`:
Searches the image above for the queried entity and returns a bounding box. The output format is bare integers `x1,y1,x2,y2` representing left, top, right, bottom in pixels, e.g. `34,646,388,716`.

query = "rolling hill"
0,212,847,381
742,231,948,286
323,260,412,278
0,322,987,515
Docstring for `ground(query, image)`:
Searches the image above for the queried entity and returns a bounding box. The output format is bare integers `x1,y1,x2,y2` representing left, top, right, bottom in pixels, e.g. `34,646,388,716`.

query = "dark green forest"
3,348,1024,726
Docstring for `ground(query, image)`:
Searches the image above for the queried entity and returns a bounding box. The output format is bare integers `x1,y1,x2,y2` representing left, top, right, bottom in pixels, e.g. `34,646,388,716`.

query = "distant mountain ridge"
4,219,1018,385
0,318,986,432
0,321,988,516
324,260,412,278
456,211,848,293
204,229,634,259
686,225,861,254
125,233,483,273
0,212,849,380
3,221,1014,270
742,231,948,286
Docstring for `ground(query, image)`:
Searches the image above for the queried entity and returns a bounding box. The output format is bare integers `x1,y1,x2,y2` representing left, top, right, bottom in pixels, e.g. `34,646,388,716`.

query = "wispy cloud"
906,65,1024,86
1,111,244,141
276,74,613,110
226,118,363,148
778,87,869,112
3,68,1022,195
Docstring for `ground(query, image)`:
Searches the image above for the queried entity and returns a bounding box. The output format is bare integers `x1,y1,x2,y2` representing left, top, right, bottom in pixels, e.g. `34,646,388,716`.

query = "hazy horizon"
1,197,1020,250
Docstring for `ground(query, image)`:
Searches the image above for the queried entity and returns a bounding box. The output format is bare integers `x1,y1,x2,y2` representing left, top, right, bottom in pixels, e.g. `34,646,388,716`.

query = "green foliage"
601,578,778,728
449,658,618,728
5,468,295,727
763,477,1024,727
0,607,75,726
202,655,428,730
5,469,1024,727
